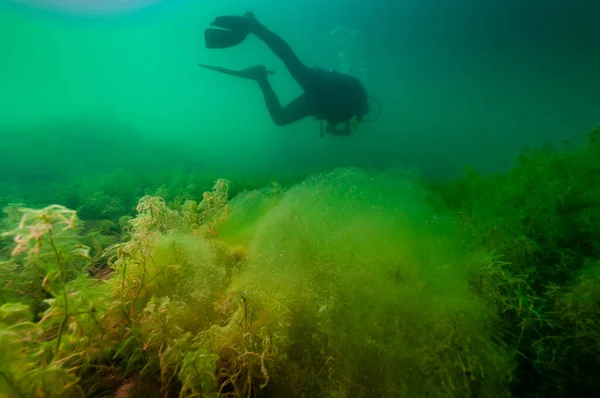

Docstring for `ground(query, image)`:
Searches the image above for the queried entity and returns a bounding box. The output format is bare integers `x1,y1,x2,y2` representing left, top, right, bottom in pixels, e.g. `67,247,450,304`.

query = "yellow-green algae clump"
1,167,516,397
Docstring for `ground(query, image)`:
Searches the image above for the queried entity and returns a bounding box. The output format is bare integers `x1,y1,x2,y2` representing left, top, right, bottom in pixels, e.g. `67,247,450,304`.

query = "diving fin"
197,64,274,80
204,12,258,49
204,27,249,49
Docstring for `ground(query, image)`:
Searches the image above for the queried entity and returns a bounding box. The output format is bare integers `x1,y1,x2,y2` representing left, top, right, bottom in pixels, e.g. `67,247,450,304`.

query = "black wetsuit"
248,19,370,134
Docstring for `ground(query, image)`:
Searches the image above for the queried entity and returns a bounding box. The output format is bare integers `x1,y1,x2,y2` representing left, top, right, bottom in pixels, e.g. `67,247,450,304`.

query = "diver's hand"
325,122,352,136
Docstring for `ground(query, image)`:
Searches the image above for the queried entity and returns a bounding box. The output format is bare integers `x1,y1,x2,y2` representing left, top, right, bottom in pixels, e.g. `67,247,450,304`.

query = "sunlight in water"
9,0,164,15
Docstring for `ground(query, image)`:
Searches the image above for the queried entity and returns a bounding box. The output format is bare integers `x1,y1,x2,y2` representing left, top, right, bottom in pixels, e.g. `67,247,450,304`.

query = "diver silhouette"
198,12,372,137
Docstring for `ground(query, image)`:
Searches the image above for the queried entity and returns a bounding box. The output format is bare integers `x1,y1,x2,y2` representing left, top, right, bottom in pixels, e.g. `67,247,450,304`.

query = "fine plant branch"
47,229,70,358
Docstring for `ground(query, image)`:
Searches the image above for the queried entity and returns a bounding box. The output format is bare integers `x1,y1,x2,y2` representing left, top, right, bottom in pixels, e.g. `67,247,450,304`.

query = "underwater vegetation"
0,125,599,397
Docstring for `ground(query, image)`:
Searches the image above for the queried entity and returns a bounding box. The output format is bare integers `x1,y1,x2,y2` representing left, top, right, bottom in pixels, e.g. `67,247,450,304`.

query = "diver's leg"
256,77,313,126
250,23,314,90
210,14,318,92
198,63,313,125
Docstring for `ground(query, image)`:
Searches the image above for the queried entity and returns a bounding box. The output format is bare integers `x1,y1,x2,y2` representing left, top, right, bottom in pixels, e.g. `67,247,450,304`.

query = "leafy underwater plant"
0,204,110,397
94,179,287,396
431,125,600,397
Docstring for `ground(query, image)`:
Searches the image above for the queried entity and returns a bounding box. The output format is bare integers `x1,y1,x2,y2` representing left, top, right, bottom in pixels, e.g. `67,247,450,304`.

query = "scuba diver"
199,11,377,137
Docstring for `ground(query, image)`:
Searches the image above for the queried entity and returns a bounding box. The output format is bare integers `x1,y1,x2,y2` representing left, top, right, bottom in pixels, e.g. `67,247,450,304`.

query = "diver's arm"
326,121,352,136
